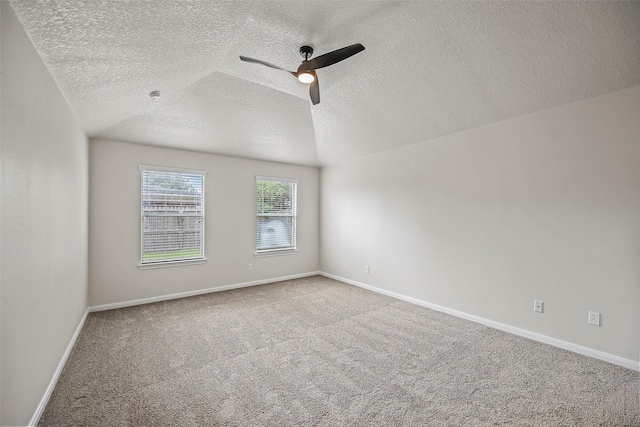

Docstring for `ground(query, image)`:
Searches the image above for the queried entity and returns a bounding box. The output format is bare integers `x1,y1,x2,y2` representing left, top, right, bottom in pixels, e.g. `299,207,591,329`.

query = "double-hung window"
256,176,297,256
139,165,205,267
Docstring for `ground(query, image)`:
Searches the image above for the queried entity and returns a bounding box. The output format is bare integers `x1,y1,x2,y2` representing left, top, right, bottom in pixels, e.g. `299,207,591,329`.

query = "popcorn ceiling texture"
101,72,319,166
9,1,640,166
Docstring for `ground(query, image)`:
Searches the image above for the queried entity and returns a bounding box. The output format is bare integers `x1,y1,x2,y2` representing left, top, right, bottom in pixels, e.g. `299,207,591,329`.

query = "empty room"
1,1,639,425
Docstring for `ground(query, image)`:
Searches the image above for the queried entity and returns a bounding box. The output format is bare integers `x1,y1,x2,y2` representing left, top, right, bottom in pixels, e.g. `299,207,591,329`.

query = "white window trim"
255,175,298,183
139,165,206,175
139,165,206,268
256,176,298,256
138,258,208,269
254,249,298,258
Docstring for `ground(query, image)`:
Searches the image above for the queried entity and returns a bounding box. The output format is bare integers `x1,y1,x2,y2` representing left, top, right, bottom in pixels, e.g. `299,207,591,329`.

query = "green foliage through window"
146,171,199,194
257,181,294,214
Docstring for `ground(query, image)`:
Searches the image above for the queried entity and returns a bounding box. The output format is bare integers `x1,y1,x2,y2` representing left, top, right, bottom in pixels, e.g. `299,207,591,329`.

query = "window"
256,176,297,255
140,165,205,266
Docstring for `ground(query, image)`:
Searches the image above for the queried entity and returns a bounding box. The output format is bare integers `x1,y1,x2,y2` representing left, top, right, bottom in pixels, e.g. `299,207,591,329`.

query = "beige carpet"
40,276,639,426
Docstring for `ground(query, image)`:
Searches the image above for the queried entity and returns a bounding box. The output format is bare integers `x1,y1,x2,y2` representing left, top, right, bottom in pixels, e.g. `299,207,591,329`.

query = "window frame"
255,175,298,257
138,165,206,269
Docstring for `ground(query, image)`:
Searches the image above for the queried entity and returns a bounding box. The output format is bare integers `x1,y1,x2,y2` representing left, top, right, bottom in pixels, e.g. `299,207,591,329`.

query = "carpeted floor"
40,275,639,426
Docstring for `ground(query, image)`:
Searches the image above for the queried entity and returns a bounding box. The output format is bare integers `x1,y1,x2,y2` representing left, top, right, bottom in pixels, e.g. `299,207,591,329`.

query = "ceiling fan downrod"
299,45,314,61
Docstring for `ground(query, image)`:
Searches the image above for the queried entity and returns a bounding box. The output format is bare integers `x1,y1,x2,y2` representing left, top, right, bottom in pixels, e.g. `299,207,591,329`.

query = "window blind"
256,176,297,254
140,165,205,264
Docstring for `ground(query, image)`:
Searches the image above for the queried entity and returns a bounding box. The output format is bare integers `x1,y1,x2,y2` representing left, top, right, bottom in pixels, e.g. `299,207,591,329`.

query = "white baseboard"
29,308,89,427
89,271,321,312
30,271,636,426
30,272,320,425
320,272,639,372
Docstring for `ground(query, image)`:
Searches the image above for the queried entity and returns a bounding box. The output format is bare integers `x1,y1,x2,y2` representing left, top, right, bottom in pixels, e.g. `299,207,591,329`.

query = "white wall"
89,139,319,306
321,86,640,363
0,3,89,426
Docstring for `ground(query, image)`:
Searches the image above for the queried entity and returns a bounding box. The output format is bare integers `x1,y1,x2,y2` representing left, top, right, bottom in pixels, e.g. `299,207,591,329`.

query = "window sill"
138,258,207,269
254,250,298,258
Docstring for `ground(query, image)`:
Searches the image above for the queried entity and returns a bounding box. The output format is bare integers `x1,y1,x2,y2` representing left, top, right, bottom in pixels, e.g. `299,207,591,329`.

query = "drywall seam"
28,308,90,427
320,272,639,372
89,271,321,312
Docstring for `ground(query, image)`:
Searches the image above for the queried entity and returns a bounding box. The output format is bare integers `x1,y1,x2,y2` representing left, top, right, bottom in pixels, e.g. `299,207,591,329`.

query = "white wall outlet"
365,265,370,273
248,263,253,271
588,311,600,326
534,300,544,313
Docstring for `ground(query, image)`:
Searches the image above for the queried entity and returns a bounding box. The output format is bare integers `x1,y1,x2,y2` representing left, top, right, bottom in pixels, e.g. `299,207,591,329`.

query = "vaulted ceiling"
9,1,640,167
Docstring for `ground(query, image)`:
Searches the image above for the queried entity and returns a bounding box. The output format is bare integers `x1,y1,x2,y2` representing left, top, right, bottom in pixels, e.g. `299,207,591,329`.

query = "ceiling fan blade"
304,43,365,70
309,77,320,105
239,56,296,76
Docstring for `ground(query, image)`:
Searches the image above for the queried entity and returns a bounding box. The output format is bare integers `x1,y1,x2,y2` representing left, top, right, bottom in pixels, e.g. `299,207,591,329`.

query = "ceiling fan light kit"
296,46,316,83
297,71,315,84
240,43,365,105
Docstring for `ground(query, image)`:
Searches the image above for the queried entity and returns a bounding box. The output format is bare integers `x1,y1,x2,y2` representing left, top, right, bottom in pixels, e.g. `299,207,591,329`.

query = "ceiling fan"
240,43,365,105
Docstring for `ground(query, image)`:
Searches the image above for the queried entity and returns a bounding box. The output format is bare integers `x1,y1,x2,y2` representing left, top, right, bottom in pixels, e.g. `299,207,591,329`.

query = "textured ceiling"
9,1,640,167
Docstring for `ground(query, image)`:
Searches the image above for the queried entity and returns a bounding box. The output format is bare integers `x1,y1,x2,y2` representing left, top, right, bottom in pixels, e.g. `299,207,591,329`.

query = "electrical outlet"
248,263,253,271
534,300,544,313
588,311,600,326
365,265,370,273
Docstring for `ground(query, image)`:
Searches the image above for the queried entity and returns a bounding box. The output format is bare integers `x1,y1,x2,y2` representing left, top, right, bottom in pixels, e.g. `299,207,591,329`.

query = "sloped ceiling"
9,1,640,167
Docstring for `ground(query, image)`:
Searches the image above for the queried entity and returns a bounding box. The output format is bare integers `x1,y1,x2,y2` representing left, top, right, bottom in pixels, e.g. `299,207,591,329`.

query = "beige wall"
89,139,320,306
0,3,89,426
321,86,640,362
